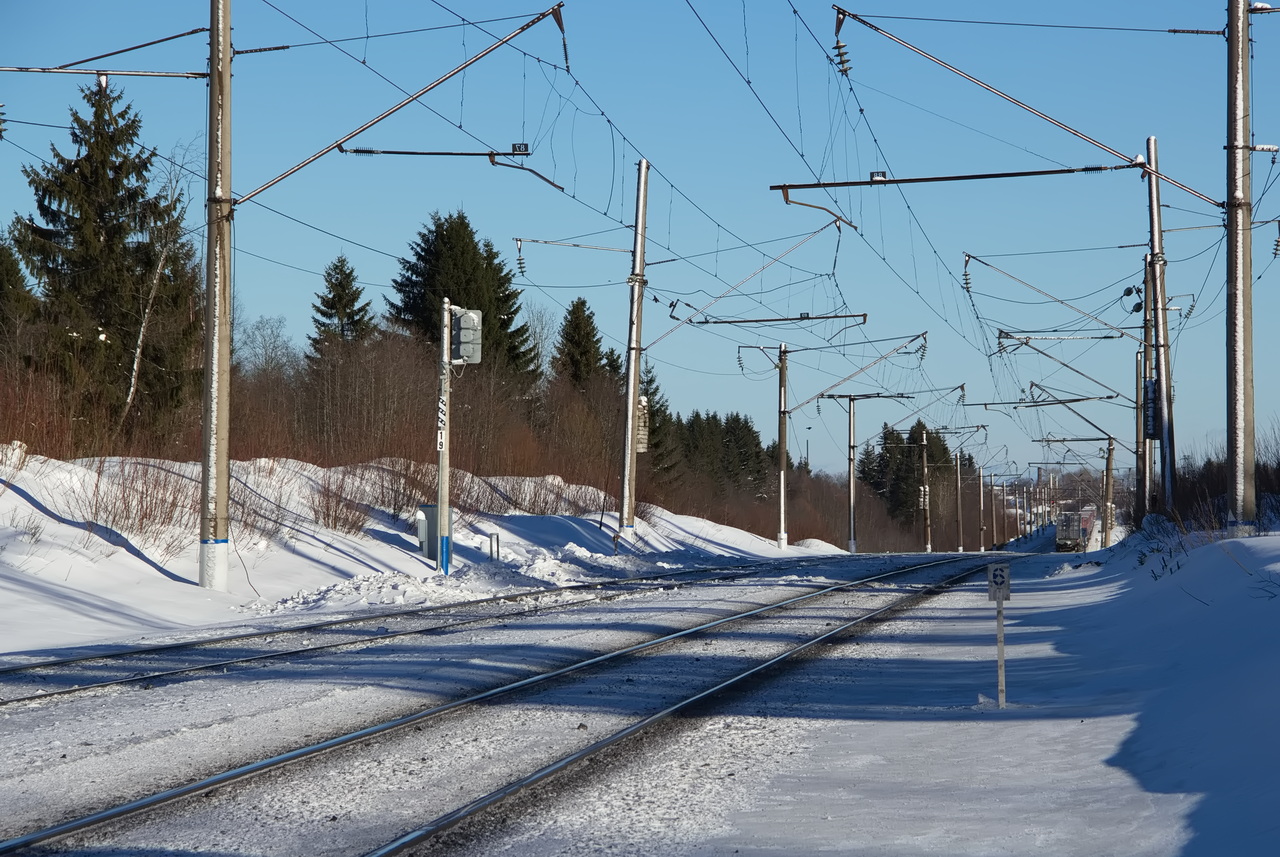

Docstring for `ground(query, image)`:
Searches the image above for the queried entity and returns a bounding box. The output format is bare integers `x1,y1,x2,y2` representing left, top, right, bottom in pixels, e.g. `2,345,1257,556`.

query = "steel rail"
368,564,985,855
0,561,823,707
0,554,1007,855
0,557,808,676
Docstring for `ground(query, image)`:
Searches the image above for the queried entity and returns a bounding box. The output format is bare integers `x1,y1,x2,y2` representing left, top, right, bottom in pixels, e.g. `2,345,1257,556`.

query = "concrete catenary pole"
997,479,1004,545
847,399,857,553
977,464,985,551
1227,0,1256,531
199,0,232,591
1134,346,1149,527
921,430,932,552
1146,137,1177,513
955,451,963,552
777,343,788,549
990,479,998,547
1103,438,1116,549
437,298,453,574
619,158,650,536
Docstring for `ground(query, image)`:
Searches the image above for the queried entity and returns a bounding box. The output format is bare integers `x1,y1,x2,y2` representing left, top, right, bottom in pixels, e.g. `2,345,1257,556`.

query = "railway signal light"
451,307,482,364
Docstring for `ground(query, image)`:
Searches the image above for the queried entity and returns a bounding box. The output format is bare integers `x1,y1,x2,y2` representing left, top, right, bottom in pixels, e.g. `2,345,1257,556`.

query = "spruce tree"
387,210,536,376
8,82,200,442
0,237,37,330
0,237,38,371
602,347,624,386
856,440,883,488
550,297,605,387
878,423,916,522
721,412,768,495
307,254,373,357
638,360,681,491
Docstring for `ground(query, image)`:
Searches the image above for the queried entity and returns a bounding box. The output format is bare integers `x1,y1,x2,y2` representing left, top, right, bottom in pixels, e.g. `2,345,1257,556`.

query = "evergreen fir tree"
721,412,768,496
638,359,681,491
856,440,882,488
307,254,373,358
0,237,37,329
550,297,605,387
8,82,201,442
387,210,536,376
878,423,916,522
602,347,624,386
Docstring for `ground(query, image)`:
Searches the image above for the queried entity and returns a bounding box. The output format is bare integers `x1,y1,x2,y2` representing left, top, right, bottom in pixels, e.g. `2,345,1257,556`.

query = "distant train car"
1056,512,1086,552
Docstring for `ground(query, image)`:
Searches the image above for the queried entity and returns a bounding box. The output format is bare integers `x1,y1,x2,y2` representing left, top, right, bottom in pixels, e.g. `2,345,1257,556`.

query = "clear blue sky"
3,1,1278,484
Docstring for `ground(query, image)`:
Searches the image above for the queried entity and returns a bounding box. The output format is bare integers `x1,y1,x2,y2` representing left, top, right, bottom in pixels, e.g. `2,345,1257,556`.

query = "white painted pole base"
198,540,229,591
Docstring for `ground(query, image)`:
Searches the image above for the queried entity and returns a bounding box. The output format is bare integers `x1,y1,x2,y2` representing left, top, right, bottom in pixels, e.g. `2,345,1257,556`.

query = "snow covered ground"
1,451,1278,854
0,451,841,656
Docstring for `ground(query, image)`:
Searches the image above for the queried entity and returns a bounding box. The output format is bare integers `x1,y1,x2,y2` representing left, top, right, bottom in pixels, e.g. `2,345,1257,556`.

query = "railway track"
0,553,1019,855
0,557,845,707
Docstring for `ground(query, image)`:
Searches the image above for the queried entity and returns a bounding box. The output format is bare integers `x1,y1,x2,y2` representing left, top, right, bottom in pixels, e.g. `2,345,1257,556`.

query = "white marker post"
987,563,1011,709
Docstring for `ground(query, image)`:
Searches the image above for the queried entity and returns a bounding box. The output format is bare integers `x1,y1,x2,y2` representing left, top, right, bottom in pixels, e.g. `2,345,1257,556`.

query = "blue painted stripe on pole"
200,539,230,545
442,536,451,576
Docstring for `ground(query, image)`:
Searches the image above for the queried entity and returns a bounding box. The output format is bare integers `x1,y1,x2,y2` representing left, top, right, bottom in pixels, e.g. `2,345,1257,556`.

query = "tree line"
21,83,1229,547
30,85,1215,548
0,82,857,544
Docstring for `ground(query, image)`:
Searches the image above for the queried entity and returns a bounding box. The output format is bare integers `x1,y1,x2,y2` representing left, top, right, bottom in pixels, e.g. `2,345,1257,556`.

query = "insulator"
962,270,972,291
517,255,527,276
737,353,745,371
832,41,851,76
817,400,822,416
561,37,571,73
1273,233,1280,259
1132,301,1143,314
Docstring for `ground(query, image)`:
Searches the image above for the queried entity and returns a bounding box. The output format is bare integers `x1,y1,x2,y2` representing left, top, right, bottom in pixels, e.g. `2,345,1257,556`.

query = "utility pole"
1146,136,1177,513
997,479,1006,545
1227,0,1255,532
437,299,454,574
991,480,999,546
921,429,932,552
1135,346,1149,527
619,158,650,537
847,403,855,552
955,451,963,552
199,0,232,591
755,334,913,553
977,465,988,555
188,2,565,589
777,343,788,549
1103,437,1116,548
820,392,911,553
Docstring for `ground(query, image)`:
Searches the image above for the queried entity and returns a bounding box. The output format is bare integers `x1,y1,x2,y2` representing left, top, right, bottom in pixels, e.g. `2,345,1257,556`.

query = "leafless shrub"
8,510,44,544
488,475,616,517
636,501,660,525
454,470,512,516
229,459,297,541
309,468,368,534
64,458,199,561
357,458,436,524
